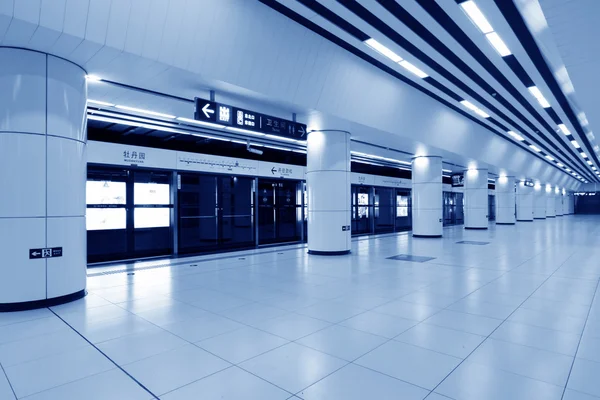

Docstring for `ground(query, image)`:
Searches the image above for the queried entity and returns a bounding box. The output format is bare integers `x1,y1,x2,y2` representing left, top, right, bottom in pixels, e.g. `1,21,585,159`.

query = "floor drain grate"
457,241,490,245
387,254,436,263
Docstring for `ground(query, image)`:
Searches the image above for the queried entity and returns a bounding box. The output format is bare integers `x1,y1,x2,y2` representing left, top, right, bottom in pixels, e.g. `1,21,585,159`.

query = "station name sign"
194,97,307,140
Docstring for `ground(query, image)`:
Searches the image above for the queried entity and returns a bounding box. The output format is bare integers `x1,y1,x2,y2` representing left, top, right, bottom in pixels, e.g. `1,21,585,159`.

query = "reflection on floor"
1,216,600,400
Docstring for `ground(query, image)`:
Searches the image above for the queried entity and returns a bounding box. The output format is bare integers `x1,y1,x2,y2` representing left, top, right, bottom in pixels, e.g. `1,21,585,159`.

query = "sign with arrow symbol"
29,247,63,259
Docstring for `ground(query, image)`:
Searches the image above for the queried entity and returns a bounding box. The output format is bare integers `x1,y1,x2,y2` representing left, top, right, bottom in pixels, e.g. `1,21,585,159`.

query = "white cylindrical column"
495,176,516,225
307,130,351,255
546,185,556,217
516,181,534,221
0,48,87,310
533,183,546,219
411,156,443,237
464,168,489,229
555,187,563,216
563,190,570,215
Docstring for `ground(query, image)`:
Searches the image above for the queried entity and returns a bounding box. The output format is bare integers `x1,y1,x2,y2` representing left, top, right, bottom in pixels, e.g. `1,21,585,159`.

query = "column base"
496,222,515,225
516,220,533,222
0,289,86,312
465,227,488,230
534,218,546,220
308,250,351,256
547,216,556,218
413,234,442,238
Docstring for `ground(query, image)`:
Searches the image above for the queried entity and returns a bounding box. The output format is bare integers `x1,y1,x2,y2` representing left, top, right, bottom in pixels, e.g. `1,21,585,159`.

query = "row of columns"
306,141,574,256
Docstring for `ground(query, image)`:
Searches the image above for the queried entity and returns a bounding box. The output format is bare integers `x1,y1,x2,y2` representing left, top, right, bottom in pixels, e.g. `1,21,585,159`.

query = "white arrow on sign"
31,251,40,256
202,103,215,119
298,126,306,137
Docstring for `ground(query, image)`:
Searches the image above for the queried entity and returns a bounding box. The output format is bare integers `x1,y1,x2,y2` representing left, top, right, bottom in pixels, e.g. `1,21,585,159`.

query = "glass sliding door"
443,192,464,226
258,179,302,245
178,174,219,253
352,185,372,235
395,189,412,231
374,187,394,233
218,176,255,249
87,167,129,263
132,171,173,258
488,194,496,221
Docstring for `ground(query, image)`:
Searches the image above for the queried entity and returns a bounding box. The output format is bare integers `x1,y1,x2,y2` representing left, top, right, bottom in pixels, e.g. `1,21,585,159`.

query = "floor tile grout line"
0,360,17,400
46,309,160,400
285,250,550,398
422,250,581,399
560,276,600,400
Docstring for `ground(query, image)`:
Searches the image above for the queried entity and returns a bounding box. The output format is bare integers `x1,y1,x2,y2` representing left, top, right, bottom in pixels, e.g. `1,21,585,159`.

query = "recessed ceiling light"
527,86,551,108
545,155,555,161
582,153,588,158
587,160,593,165
558,124,571,135
364,38,402,63
507,131,525,141
398,60,428,78
571,140,581,149
529,145,541,152
460,1,494,34
557,163,564,167
485,32,511,56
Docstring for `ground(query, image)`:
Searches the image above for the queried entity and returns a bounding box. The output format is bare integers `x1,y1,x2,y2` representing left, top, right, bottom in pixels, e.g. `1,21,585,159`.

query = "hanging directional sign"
29,247,63,259
194,97,307,140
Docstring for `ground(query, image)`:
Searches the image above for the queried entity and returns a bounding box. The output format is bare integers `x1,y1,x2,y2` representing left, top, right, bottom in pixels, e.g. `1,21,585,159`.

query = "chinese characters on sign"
194,97,307,140
123,150,146,164
30,247,63,259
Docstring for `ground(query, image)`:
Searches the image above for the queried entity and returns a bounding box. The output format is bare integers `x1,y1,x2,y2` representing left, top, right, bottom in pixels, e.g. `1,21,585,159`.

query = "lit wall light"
528,86,551,108
364,38,402,63
460,1,494,34
485,32,511,56
399,60,428,78
508,131,525,141
558,124,571,135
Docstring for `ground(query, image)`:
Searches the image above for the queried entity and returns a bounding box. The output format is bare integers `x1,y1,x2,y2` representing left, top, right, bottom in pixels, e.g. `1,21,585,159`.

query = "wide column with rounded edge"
546,185,556,217
533,184,546,219
555,188,563,216
0,48,87,311
306,130,351,255
464,168,489,229
516,181,534,221
495,176,515,225
411,156,443,237
563,190,569,215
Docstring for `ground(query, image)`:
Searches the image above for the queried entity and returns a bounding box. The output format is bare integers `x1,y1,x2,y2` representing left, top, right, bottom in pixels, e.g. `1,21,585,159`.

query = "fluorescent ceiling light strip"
88,99,114,107
88,115,185,135
557,163,564,167
587,160,593,166
473,108,490,118
527,86,551,108
460,1,494,34
507,131,525,141
571,140,581,149
176,117,225,129
485,32,511,56
263,144,292,151
582,153,588,158
558,124,571,135
264,134,300,143
545,155,554,161
460,100,478,111
364,38,402,63
92,110,179,129
398,60,428,78
442,169,453,173
529,145,541,152
225,126,266,136
292,149,307,154
114,105,176,119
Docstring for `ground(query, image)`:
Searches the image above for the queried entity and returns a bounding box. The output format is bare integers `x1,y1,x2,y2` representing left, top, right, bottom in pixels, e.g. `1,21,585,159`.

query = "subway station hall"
2,0,600,399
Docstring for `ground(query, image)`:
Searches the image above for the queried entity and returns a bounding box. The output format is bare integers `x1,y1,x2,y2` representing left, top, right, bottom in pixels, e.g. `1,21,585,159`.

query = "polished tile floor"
1,215,600,399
